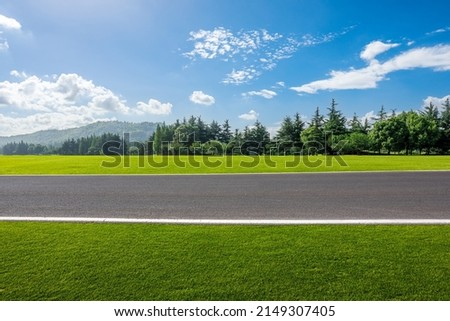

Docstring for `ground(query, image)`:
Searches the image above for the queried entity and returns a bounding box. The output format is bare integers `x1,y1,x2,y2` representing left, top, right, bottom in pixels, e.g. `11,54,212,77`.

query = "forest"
2,98,450,156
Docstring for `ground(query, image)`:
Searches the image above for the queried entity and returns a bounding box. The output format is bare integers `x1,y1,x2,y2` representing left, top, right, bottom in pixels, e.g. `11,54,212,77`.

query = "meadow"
0,155,450,174
1,222,449,301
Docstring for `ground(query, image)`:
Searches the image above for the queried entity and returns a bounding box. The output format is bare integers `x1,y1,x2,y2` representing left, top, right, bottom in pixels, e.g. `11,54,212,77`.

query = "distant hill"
0,121,159,147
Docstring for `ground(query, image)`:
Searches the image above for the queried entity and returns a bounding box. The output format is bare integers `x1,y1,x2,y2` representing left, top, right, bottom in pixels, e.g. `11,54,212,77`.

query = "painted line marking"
1,169,450,177
1,217,449,225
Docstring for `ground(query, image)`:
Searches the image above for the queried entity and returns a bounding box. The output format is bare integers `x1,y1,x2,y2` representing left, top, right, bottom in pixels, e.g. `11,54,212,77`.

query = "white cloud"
426,27,450,36
291,66,385,94
360,41,400,62
239,109,259,121
383,45,450,71
10,70,28,79
185,26,353,85
0,112,113,137
361,110,377,125
189,90,215,105
0,39,8,51
291,44,450,94
243,89,277,99
136,99,172,115
0,14,21,30
423,95,450,109
0,72,172,135
222,68,259,85
0,73,129,114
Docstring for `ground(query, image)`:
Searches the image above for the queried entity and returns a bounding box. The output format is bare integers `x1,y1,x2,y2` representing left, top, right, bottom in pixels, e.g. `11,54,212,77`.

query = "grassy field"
1,222,449,301
0,155,450,174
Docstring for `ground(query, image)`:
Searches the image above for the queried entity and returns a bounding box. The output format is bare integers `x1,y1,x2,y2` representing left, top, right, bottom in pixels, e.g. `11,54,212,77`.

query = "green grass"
1,222,449,300
1,155,450,174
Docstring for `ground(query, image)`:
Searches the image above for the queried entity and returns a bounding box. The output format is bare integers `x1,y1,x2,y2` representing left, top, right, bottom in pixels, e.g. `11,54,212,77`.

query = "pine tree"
221,119,232,143
324,99,347,135
208,120,221,141
439,98,450,153
292,112,305,142
348,113,363,133
277,116,294,141
375,105,388,121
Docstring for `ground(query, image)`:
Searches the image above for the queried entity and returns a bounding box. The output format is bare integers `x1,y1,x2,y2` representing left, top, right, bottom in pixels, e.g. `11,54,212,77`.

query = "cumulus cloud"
136,99,172,115
291,43,450,94
239,109,259,121
189,90,215,105
185,26,353,85
0,14,21,30
423,94,450,109
0,72,172,135
243,89,277,99
360,41,400,62
0,73,130,114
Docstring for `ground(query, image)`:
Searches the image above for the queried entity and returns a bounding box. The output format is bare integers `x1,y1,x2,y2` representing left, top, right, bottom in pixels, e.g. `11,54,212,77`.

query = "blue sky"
0,0,449,136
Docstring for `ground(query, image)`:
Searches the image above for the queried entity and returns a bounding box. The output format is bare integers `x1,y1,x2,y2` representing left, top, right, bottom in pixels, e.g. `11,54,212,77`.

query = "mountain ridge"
0,121,159,147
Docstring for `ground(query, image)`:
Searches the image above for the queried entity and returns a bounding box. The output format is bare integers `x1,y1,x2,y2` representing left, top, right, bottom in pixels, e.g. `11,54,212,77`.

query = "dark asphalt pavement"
1,172,449,220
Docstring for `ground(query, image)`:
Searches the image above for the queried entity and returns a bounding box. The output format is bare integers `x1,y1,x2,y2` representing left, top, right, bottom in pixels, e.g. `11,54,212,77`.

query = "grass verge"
1,222,449,300
0,155,450,174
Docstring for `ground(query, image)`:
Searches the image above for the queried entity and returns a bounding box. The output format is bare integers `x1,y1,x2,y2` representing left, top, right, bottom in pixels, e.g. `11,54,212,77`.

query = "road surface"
1,172,449,220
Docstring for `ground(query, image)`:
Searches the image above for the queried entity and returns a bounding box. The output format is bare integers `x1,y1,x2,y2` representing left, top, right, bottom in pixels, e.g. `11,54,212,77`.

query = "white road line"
1,217,449,225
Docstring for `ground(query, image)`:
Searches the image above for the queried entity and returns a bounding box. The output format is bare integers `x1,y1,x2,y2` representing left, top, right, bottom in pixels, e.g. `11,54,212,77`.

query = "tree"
369,115,408,154
208,120,222,141
196,116,208,143
375,105,388,121
151,123,173,155
152,124,162,154
415,102,440,153
276,116,294,141
220,119,233,143
324,99,347,154
348,113,370,134
241,120,270,155
422,102,439,120
342,132,370,154
292,112,305,142
302,107,325,154
439,98,450,153
324,99,347,136
310,106,325,128
404,111,439,154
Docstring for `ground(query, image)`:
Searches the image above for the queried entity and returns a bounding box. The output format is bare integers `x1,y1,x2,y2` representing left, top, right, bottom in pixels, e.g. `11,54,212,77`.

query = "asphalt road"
0,172,449,220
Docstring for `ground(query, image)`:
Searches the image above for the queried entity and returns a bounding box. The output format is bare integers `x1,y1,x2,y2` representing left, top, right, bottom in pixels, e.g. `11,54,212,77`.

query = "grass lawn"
0,155,450,174
1,222,449,301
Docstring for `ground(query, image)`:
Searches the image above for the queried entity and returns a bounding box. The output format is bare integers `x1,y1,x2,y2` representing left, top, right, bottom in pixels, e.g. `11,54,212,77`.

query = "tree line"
2,98,450,155
1,133,124,155
150,98,450,155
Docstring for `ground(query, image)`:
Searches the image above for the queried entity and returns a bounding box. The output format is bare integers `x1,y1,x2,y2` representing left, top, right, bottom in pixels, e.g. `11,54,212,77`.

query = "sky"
0,0,449,137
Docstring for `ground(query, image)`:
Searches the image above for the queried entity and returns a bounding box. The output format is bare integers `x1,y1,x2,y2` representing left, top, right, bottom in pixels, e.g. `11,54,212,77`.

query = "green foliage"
324,99,347,136
277,113,305,143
